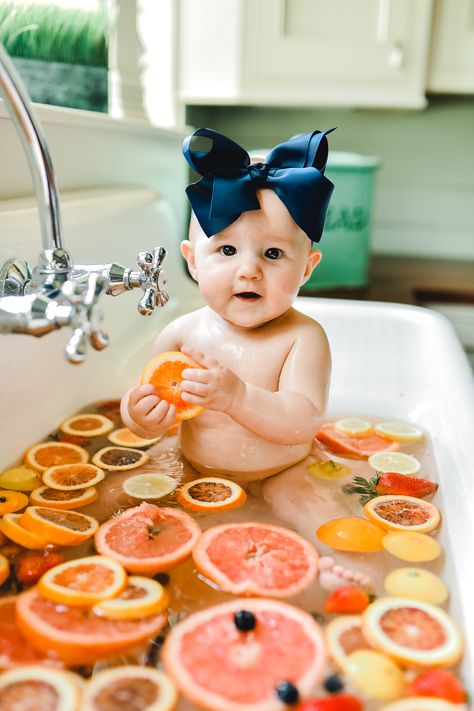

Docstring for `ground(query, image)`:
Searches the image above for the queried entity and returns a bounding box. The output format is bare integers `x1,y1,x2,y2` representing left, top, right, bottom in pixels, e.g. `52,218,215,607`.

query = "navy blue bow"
183,127,335,243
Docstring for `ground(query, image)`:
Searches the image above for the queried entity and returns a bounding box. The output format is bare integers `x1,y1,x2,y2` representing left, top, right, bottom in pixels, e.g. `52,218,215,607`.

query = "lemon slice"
123,473,177,500
374,421,424,442
368,451,421,475
0,467,42,491
345,649,405,701
334,418,372,436
384,567,449,605
382,531,442,563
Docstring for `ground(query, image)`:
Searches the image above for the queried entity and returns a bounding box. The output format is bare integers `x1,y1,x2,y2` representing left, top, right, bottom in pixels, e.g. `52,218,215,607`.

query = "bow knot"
183,127,335,243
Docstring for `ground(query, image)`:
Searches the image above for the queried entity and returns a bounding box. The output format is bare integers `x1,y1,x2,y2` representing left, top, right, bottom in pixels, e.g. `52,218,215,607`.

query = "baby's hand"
126,384,176,436
180,346,245,414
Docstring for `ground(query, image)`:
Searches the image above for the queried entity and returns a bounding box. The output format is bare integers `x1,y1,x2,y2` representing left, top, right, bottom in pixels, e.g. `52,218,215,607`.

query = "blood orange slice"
20,507,99,546
325,615,373,670
362,597,463,667
364,495,441,533
25,442,89,473
140,351,205,421
37,555,127,606
0,596,62,669
316,423,400,459
162,598,327,711
60,413,114,437
0,666,82,710
16,587,168,665
82,666,177,711
94,503,201,574
192,522,318,597
177,477,247,512
42,463,104,491
92,447,148,471
29,486,98,510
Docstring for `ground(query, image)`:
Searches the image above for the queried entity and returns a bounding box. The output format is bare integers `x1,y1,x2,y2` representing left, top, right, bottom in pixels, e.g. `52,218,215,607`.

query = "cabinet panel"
428,0,474,92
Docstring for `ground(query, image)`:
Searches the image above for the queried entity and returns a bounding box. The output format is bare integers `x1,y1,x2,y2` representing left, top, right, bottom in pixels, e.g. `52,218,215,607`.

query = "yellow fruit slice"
384,567,449,605
60,413,114,437
307,458,352,481
0,490,29,515
380,698,459,710
364,495,441,533
38,555,127,607
42,463,105,491
334,418,372,436
0,666,83,710
177,477,247,512
0,467,42,491
123,473,177,501
0,552,9,585
92,447,149,471
29,485,98,510
140,350,205,421
368,451,421,475
382,531,442,563
325,615,373,670
20,506,99,547
108,427,161,448
345,649,405,701
374,421,424,443
82,666,178,711
93,575,170,620
25,442,89,473
362,597,463,667
317,517,387,552
0,513,51,549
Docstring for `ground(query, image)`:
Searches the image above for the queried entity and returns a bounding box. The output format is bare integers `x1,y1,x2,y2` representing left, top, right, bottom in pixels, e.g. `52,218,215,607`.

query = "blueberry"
153,572,170,586
233,610,256,631
275,681,299,704
323,673,344,693
144,634,166,667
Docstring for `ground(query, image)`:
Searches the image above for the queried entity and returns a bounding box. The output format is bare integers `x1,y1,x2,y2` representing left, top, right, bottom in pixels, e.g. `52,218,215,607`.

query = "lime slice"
367,451,421,475
122,473,177,500
307,458,352,480
334,418,372,436
382,531,442,562
0,467,42,491
374,421,423,442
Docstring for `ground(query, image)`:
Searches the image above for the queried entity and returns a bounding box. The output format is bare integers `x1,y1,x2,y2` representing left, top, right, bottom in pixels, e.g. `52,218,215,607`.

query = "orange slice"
193,521,319,597
60,413,114,437
25,442,89,473
0,665,82,709
140,351,205,421
326,615,373,670
108,427,161,448
364,495,441,533
20,507,99,546
0,513,51,549
317,517,387,552
177,476,247,512
0,596,63,669
382,531,442,563
42,462,104,491
316,423,400,459
29,485,98,510
93,575,169,620
0,552,9,585
0,490,29,515
82,666,178,711
38,555,127,607
92,447,149,471
362,597,463,667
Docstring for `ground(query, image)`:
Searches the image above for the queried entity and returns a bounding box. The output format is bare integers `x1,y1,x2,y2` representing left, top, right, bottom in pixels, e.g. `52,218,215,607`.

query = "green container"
300,152,380,293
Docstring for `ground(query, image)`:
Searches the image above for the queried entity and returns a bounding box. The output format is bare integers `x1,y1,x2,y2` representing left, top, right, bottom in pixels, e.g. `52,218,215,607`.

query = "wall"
187,98,474,260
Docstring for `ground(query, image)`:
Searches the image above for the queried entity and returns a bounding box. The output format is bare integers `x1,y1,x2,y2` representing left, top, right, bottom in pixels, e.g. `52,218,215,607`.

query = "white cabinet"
427,0,474,93
179,0,433,108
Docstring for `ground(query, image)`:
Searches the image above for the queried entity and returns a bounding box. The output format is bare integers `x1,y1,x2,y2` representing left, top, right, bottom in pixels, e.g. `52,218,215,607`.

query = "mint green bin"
300,152,380,293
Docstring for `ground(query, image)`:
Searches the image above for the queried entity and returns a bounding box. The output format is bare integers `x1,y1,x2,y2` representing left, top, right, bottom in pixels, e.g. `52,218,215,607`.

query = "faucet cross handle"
61,273,109,364
136,247,169,316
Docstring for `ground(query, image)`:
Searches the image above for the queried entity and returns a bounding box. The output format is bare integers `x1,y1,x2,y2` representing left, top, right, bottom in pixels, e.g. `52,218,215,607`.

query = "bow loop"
248,162,270,187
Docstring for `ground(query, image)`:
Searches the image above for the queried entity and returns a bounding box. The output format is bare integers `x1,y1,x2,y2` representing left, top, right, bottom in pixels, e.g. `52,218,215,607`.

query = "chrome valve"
135,246,169,315
62,273,109,364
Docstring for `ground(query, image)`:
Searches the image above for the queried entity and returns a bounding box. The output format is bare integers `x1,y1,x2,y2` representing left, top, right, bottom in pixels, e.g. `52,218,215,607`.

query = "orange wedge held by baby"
140,351,205,420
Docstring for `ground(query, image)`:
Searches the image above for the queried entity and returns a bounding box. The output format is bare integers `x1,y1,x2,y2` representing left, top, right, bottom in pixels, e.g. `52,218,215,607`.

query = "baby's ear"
300,249,322,285
181,240,198,281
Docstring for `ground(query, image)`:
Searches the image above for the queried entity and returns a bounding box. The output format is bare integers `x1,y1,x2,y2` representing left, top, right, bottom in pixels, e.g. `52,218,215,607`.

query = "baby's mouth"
234,292,262,302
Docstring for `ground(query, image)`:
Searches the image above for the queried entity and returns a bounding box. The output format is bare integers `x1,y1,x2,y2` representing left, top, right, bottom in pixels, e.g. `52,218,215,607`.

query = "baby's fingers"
128,384,156,408
181,345,218,370
180,379,208,396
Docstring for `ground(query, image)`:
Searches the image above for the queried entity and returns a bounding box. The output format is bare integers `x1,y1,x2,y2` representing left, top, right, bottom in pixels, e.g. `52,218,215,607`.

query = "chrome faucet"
0,43,169,364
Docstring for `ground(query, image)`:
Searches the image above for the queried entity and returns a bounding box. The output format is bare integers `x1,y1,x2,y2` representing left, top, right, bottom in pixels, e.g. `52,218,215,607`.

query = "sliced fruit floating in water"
345,649,405,701
42,462,105,491
0,513,51,549
382,531,442,563
363,495,441,533
15,550,64,586
325,615,373,670
0,467,41,491
316,423,400,458
0,596,62,669
0,553,9,585
24,442,89,473
122,473,177,501
29,485,98,510
60,413,114,437
37,555,128,606
362,597,463,667
324,586,370,614
374,420,424,442
0,489,29,514
368,451,421,475
307,458,352,481
317,517,386,552
140,350,205,421
334,418,372,436
193,521,319,597
384,567,449,605
82,666,178,711
162,598,327,711
342,472,438,504
379,697,460,710
108,427,161,448
295,696,364,711
20,506,99,547
93,575,170,620
92,446,149,471
16,587,168,665
177,476,247,512
0,665,82,710
94,503,201,574
409,669,467,704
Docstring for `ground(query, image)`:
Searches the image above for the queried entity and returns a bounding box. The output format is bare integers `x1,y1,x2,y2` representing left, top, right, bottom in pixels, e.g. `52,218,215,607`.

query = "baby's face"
182,190,321,328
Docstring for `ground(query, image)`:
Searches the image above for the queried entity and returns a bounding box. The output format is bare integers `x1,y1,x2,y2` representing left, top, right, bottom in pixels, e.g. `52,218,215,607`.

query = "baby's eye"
220,245,236,256
265,248,284,260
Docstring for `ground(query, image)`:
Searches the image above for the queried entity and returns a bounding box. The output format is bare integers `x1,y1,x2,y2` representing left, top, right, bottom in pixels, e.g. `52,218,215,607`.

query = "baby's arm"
180,324,330,445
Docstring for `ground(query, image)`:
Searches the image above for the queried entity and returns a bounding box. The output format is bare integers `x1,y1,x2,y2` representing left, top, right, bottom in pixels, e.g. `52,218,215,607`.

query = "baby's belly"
180,413,312,481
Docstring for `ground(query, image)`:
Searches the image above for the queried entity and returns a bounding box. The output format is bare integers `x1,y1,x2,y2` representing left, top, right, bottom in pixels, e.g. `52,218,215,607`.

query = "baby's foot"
318,556,374,592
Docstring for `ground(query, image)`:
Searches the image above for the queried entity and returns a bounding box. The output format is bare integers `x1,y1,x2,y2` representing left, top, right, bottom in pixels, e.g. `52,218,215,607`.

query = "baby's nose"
236,253,262,279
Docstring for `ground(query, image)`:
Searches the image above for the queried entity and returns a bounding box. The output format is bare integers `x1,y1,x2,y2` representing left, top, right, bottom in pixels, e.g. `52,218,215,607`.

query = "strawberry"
410,669,467,703
342,472,438,505
324,586,370,614
296,695,363,711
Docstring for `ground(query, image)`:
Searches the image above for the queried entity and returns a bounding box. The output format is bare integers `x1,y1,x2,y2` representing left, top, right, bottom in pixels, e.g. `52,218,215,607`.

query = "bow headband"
183,127,335,243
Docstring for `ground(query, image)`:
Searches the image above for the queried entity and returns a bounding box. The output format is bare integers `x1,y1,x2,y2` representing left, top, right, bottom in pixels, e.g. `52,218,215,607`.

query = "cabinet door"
242,0,432,108
428,0,474,92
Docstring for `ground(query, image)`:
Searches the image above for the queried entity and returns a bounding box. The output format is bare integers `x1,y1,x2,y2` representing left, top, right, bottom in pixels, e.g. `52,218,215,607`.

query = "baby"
121,127,334,482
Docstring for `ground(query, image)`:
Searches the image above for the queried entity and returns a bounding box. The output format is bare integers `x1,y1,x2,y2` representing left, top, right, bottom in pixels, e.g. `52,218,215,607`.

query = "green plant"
0,2,108,67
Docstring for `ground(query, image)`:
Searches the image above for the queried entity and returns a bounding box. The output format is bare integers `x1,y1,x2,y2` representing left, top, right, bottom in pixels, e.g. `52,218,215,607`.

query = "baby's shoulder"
288,307,328,338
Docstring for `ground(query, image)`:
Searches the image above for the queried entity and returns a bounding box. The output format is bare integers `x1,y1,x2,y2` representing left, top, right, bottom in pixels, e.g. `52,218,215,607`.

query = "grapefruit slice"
82,666,177,711
140,351,205,421
364,495,441,533
0,490,29,514
25,442,89,473
60,413,114,437
29,485,98,510
93,576,169,620
177,477,247,512
16,587,168,665
162,598,327,711
92,447,149,471
94,503,201,574
316,423,400,458
380,698,459,710
192,521,318,597
0,666,82,710
325,615,373,670
0,596,62,669
108,427,161,448
362,597,463,667
20,507,99,547
42,463,104,491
